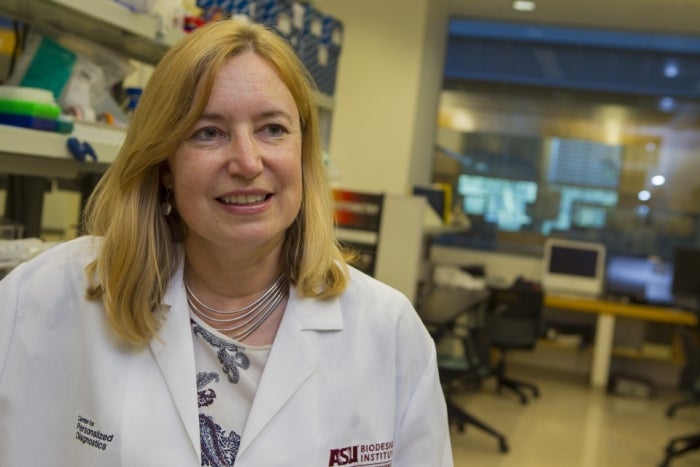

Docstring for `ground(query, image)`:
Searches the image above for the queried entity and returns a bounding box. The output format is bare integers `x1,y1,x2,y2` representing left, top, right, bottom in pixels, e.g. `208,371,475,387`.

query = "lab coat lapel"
238,288,343,455
149,260,200,457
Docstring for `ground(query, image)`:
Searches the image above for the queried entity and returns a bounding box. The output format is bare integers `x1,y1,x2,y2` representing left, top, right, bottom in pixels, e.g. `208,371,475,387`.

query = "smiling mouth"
218,194,269,205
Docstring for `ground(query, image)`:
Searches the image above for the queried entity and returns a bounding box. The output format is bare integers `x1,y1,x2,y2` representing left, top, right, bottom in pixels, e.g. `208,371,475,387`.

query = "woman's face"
166,51,303,257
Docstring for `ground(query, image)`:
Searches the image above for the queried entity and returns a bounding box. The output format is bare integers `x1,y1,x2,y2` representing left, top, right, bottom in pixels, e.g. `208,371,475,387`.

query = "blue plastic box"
230,0,257,21
321,15,343,52
298,34,340,96
255,0,294,38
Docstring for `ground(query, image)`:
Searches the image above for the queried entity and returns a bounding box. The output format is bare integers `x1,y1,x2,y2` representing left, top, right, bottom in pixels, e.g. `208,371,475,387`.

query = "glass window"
434,84,700,260
435,18,700,262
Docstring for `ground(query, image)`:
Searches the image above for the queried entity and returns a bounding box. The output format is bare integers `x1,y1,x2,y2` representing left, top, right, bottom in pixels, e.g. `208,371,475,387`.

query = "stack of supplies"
0,86,73,133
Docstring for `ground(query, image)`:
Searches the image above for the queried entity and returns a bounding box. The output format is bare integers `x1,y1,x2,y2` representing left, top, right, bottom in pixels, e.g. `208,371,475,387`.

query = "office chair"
666,326,700,418
416,282,509,453
659,326,700,467
487,285,544,405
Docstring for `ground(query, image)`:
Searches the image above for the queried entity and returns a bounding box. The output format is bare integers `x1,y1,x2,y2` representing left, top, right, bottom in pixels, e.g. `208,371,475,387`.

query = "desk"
544,294,698,388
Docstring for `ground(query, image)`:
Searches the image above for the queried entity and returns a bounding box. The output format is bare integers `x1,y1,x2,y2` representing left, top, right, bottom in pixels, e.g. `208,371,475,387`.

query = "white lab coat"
0,236,453,466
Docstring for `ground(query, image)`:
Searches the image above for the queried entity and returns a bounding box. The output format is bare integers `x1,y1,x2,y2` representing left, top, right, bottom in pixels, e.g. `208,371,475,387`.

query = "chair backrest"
487,286,544,350
416,283,493,380
677,326,700,391
416,283,489,330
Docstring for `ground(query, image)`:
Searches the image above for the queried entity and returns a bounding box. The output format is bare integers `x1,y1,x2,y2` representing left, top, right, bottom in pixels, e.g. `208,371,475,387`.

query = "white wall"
374,194,426,302
317,0,449,195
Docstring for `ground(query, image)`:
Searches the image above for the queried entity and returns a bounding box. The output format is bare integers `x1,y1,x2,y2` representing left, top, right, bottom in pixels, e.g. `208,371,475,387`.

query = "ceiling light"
664,60,680,78
513,1,536,12
651,175,666,186
638,190,651,201
658,97,676,112
635,205,650,217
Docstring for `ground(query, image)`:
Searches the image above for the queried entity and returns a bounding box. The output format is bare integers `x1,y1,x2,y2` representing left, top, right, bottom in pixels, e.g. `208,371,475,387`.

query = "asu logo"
328,445,358,466
328,441,393,466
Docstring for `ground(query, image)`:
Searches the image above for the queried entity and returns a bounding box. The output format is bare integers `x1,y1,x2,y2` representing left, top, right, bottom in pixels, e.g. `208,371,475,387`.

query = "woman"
0,19,452,466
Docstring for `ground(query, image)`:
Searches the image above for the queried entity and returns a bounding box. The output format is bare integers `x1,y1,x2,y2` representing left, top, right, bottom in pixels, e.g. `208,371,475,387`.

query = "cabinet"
334,189,436,303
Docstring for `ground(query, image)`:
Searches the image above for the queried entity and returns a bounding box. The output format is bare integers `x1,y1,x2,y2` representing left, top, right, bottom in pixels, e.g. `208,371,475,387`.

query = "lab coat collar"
237,286,343,456
150,258,201,459
289,285,344,331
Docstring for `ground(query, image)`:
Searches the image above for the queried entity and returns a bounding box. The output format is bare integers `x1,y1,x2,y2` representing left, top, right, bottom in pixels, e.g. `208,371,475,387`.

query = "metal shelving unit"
0,0,183,64
0,0,169,182
0,0,159,237
0,122,122,178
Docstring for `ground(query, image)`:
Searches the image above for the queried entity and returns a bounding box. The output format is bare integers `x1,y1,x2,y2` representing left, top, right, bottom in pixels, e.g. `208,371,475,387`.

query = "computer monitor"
605,255,674,305
413,184,450,223
672,247,700,311
542,238,606,297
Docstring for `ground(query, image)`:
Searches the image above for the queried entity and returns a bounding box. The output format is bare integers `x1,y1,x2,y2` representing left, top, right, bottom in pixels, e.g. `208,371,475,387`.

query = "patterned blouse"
190,315,271,466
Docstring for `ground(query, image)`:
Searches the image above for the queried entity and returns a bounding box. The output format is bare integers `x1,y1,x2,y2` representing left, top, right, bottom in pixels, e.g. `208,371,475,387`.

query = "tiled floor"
450,367,700,467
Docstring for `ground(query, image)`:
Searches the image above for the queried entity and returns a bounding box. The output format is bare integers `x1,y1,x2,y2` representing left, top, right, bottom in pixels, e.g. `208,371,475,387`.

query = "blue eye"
262,124,287,137
192,126,223,140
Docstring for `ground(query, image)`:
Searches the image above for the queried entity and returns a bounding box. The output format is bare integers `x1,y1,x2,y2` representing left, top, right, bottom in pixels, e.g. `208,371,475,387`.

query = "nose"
227,130,263,179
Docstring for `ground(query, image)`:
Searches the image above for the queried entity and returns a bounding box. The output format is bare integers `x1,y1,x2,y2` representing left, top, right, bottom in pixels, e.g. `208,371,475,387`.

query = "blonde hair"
84,19,349,346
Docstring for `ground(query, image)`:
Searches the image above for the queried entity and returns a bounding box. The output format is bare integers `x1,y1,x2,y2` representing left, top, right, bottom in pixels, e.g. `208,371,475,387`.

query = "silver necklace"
185,274,288,341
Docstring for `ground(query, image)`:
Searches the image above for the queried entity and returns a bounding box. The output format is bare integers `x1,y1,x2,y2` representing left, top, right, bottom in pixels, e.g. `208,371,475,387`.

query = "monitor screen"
542,238,606,297
605,255,674,305
672,247,700,299
548,246,598,277
413,185,448,223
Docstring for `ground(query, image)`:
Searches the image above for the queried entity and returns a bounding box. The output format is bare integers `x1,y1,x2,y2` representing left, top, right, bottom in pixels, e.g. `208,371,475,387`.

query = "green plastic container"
0,98,61,119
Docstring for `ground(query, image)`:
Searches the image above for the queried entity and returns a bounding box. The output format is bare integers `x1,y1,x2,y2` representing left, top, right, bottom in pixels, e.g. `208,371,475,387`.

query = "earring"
160,188,173,216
